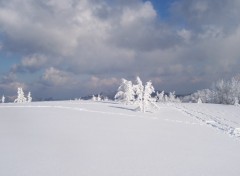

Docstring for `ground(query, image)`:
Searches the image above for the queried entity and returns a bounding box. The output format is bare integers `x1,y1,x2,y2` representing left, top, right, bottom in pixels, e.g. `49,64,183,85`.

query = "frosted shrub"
156,91,181,103
1,95,5,103
133,77,159,112
27,92,32,102
14,88,27,103
184,75,240,105
234,97,239,106
115,79,134,105
133,77,144,105
197,97,202,104
212,76,240,105
156,91,164,102
92,95,96,101
168,91,181,103
137,81,159,113
97,94,102,101
115,77,159,112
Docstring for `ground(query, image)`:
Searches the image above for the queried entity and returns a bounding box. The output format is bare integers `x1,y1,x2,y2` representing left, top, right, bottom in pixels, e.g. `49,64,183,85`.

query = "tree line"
1,88,32,103
183,75,240,105
114,76,180,112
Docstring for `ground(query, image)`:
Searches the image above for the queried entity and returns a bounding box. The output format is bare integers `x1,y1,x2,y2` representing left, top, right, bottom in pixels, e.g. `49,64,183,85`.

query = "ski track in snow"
172,103,240,139
1,102,240,139
0,104,200,126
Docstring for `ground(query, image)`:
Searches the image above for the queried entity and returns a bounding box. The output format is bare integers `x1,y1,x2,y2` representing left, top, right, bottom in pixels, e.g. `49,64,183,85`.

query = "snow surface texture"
1,101,240,176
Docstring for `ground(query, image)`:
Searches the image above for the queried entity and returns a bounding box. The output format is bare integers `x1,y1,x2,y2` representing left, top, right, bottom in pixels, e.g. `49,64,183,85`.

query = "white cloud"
88,76,119,89
177,29,192,42
12,54,48,73
191,1,208,13
1,0,240,98
0,72,27,96
121,1,156,26
21,54,47,68
42,67,74,86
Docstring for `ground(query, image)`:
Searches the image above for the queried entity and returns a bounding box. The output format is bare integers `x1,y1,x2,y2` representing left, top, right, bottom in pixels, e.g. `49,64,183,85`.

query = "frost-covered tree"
169,92,176,102
1,95,5,103
96,94,102,101
156,91,181,103
156,91,164,102
133,76,144,104
234,97,239,106
142,81,155,112
197,97,202,104
183,89,213,103
183,74,240,105
27,92,32,103
213,79,229,104
115,78,134,104
92,95,96,101
213,76,240,105
14,87,27,103
211,75,240,104
137,81,158,112
164,94,169,102
168,91,181,103
103,96,109,101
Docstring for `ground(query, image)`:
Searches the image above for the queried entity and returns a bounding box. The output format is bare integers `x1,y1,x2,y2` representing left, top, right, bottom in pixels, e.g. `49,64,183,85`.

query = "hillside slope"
0,101,240,176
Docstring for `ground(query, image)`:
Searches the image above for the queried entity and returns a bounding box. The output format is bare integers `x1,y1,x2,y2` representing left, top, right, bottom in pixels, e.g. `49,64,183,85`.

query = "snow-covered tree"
209,76,240,104
103,96,109,101
14,87,27,103
1,95,5,103
27,92,32,103
183,89,213,103
197,97,202,104
137,81,158,112
168,92,175,102
156,91,164,102
133,77,144,104
167,91,181,103
92,95,96,101
183,74,240,105
96,94,102,101
164,94,169,102
172,92,181,103
156,91,181,103
115,78,134,104
142,81,154,112
213,79,229,104
234,97,239,106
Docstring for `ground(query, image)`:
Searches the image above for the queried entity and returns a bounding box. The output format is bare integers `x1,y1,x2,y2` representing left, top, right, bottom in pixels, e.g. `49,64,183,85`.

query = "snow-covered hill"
1,101,240,176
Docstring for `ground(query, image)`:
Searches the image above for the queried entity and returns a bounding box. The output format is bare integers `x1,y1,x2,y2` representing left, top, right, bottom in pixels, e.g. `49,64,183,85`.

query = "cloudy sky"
0,0,240,99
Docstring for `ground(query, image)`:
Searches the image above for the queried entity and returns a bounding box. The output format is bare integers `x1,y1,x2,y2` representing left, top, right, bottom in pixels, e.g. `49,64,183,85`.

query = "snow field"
174,103,240,138
0,101,240,176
